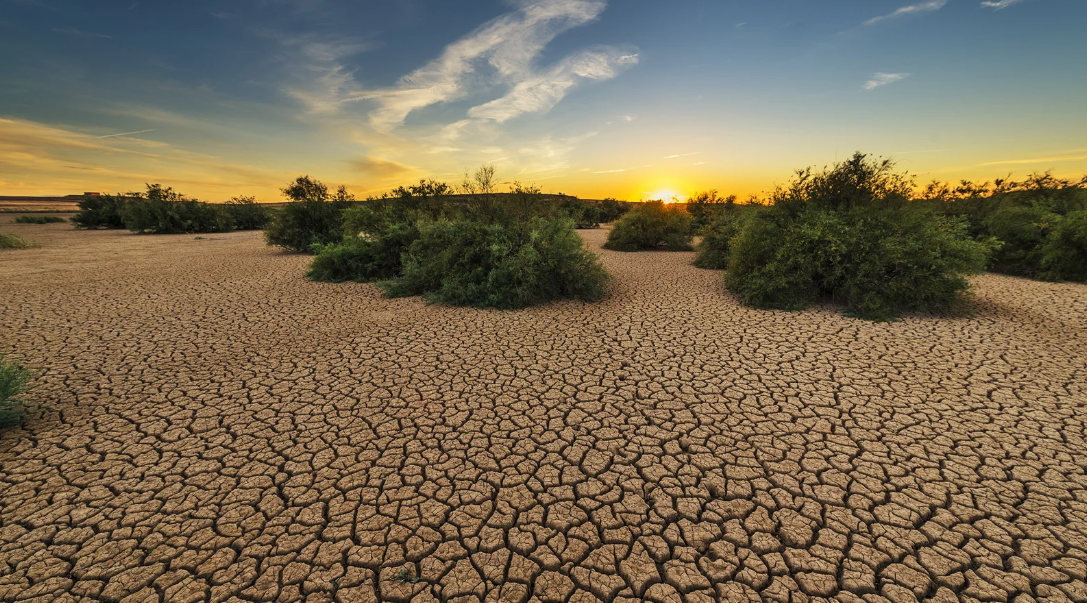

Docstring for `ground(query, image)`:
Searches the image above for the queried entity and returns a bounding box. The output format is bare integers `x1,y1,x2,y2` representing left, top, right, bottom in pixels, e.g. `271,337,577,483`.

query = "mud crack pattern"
1,224,1086,603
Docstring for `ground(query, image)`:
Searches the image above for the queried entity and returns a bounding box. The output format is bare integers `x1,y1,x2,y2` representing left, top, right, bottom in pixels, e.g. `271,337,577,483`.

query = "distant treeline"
72,185,270,233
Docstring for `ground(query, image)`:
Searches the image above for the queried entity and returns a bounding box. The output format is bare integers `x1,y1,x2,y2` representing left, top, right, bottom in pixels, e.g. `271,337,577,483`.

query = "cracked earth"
1,222,1086,603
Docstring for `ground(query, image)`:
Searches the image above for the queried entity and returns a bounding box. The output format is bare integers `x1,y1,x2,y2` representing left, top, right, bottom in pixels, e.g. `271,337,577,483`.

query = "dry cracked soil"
1,221,1086,603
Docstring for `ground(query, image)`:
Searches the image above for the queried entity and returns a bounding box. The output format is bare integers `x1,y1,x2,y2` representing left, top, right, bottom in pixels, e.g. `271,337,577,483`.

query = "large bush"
930,173,1087,282
122,184,233,234
309,169,610,309
0,355,30,428
264,176,353,252
724,153,992,321
381,216,608,309
223,196,270,230
693,205,760,269
603,201,693,251
559,197,602,229
1040,209,1087,282
71,193,128,229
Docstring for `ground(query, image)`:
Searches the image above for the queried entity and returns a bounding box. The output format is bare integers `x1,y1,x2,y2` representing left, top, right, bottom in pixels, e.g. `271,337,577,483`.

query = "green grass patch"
0,356,31,428
0,234,33,249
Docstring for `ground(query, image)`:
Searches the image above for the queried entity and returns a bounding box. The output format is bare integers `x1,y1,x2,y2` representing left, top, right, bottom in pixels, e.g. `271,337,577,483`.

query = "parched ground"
1,221,1086,603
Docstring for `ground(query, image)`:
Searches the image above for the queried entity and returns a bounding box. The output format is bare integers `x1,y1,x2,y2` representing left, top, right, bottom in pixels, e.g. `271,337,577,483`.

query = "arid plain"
1,221,1086,603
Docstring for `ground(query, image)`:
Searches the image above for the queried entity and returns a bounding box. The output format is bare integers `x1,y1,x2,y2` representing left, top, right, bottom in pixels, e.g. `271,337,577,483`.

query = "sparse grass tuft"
0,234,33,249
13,215,66,224
0,356,31,428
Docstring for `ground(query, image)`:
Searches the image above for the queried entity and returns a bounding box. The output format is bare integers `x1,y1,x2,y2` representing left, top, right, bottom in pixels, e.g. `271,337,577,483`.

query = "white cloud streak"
863,72,911,90
96,129,156,139
467,49,637,122
864,0,947,25
980,0,1028,9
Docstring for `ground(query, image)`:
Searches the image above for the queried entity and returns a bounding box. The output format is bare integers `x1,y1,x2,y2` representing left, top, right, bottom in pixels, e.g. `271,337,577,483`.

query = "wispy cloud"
864,72,911,90
593,168,627,173
467,49,637,122
864,0,947,25
980,0,1028,9
96,129,155,139
663,152,701,159
284,0,635,135
978,150,1087,166
351,0,614,130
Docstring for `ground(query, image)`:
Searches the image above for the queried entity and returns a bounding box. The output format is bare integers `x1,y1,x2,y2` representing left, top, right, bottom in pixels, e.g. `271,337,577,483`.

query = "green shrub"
694,205,760,269
222,196,270,230
381,216,608,309
599,198,629,223
307,221,418,283
1040,209,1087,282
559,198,602,229
264,176,353,252
0,356,31,428
686,190,736,231
13,215,65,224
724,153,992,321
930,172,1086,281
603,201,693,251
121,184,233,234
982,204,1054,278
0,234,32,249
71,193,128,229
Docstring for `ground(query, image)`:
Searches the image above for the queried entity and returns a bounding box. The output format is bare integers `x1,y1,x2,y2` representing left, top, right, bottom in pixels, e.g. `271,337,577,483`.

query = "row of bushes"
266,169,609,309
603,155,994,320
922,174,1087,282
72,185,271,234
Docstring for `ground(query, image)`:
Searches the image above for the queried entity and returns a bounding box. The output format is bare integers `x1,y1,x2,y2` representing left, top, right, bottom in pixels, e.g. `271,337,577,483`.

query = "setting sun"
643,189,685,203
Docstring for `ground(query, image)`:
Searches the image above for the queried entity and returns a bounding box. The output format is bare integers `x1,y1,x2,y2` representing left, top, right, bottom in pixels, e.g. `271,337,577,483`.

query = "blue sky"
1,0,1085,200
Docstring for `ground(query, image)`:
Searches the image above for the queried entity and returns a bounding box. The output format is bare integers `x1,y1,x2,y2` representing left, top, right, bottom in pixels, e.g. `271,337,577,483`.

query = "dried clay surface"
1,222,1086,603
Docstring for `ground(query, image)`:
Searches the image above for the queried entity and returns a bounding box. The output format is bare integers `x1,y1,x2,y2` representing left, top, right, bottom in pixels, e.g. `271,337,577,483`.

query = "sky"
1,0,1085,202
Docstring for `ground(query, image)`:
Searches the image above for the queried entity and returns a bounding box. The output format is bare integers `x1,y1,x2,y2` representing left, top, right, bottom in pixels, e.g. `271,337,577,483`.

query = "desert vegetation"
0,355,30,428
70,186,270,234
263,176,355,252
307,166,609,309
696,153,992,320
12,215,66,224
0,234,33,250
922,173,1087,282
603,200,694,251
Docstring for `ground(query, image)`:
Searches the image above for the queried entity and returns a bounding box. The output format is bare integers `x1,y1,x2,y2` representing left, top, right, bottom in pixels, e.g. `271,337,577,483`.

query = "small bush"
13,215,65,224
72,193,128,229
693,205,760,269
0,356,31,428
0,234,33,249
381,216,608,309
603,201,693,251
122,184,233,234
264,176,353,252
1040,209,1087,282
222,196,270,230
724,153,992,321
